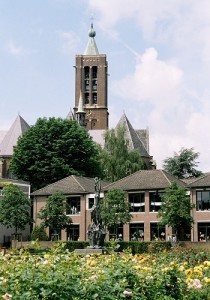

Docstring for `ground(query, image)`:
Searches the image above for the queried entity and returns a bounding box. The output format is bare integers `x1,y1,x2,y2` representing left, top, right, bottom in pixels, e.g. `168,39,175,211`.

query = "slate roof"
89,130,105,147
0,115,30,156
31,175,110,196
104,169,186,191
187,173,210,188
116,113,150,157
0,131,6,145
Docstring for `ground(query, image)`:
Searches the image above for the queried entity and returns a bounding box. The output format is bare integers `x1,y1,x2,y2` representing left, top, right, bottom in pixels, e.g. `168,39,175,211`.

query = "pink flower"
123,290,132,297
193,279,202,290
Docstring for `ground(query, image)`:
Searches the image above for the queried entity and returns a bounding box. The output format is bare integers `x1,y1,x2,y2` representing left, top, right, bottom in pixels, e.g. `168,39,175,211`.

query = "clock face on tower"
86,110,95,121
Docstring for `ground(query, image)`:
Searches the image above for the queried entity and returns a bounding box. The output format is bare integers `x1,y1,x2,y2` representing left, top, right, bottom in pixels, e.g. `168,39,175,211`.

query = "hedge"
64,240,171,253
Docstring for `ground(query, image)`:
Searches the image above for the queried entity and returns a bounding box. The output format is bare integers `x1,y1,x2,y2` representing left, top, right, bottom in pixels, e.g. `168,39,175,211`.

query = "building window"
92,66,97,79
198,223,210,242
129,192,145,212
67,224,80,241
109,223,123,241
66,197,80,215
150,223,165,241
84,66,89,79
196,191,210,211
149,191,164,212
88,198,94,209
84,93,89,104
84,80,89,91
130,223,144,241
93,93,97,104
92,80,97,91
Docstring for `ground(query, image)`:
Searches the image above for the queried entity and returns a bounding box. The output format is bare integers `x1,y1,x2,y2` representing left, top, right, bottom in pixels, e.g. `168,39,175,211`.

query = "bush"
30,225,49,241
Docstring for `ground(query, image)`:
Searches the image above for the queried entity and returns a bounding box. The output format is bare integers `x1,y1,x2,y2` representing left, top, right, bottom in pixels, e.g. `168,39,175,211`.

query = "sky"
0,0,210,171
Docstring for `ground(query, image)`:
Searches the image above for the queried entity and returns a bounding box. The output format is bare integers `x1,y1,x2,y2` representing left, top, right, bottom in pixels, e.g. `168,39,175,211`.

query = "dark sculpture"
87,178,106,248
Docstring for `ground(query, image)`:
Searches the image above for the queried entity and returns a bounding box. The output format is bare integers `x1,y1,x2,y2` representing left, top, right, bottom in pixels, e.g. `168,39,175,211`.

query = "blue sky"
1,0,210,171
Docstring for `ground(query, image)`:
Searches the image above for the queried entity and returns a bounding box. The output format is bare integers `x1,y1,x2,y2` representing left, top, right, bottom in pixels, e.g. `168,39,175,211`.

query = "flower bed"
0,244,210,299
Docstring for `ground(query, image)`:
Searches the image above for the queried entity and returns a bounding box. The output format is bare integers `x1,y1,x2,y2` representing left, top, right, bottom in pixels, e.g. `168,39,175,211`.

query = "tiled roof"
116,113,150,157
31,175,110,196
0,115,30,156
104,169,186,191
187,173,210,188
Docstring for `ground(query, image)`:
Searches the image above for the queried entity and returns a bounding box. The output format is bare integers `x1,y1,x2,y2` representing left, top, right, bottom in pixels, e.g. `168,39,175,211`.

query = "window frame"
128,192,145,213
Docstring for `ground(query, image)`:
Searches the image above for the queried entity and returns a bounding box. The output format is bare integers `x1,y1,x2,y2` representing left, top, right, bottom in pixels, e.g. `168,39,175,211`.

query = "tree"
158,181,194,241
38,191,71,239
0,184,32,236
163,147,202,179
99,126,144,182
100,189,132,239
11,117,102,190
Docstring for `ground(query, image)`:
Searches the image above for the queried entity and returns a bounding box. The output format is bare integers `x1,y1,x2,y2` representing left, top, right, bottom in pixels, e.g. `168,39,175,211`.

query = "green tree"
0,184,32,235
11,117,102,190
100,189,132,239
99,126,144,182
158,181,194,241
163,147,202,179
38,191,71,239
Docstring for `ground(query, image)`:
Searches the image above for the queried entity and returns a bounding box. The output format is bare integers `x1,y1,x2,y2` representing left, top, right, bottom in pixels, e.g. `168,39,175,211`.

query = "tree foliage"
11,117,102,190
38,191,71,237
99,126,144,182
158,181,194,240
163,147,202,179
0,184,32,234
100,189,132,230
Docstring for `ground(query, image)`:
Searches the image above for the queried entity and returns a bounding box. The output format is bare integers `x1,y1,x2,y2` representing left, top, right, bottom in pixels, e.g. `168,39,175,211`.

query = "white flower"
2,293,12,299
123,290,132,297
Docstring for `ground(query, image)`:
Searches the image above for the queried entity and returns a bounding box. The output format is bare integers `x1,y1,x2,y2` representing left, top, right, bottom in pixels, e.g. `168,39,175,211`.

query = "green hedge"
64,240,171,253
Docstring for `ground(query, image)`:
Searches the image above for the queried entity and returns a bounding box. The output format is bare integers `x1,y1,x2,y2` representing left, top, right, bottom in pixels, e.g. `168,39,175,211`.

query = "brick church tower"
73,24,109,130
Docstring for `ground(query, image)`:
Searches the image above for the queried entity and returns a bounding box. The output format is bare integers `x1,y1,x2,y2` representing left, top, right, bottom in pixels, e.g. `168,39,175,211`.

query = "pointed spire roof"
0,115,30,156
77,91,85,113
66,108,75,120
84,23,99,55
116,113,150,157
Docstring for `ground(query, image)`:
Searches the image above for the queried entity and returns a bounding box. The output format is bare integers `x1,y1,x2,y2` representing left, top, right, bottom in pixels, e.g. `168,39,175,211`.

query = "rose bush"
0,243,210,299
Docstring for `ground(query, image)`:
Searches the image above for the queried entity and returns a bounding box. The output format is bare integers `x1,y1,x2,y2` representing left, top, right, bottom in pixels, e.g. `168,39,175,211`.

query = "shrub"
30,225,49,241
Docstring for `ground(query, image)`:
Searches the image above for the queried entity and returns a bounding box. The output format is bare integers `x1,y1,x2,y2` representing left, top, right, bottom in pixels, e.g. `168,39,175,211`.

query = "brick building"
32,170,210,243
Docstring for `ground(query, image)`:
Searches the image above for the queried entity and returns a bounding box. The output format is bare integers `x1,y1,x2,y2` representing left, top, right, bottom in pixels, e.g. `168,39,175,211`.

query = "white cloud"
6,40,24,56
112,48,183,109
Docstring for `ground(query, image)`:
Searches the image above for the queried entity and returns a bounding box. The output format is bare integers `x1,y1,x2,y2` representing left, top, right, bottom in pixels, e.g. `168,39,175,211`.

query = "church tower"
74,24,109,130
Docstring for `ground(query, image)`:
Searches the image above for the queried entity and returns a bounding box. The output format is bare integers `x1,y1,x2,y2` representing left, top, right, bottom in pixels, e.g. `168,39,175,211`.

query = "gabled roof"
187,173,210,188
116,113,150,157
104,169,186,191
84,24,99,55
31,175,110,196
0,115,30,156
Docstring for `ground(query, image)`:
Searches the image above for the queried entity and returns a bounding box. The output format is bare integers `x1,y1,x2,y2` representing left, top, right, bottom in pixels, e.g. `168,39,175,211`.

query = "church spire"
76,91,86,128
84,23,99,55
